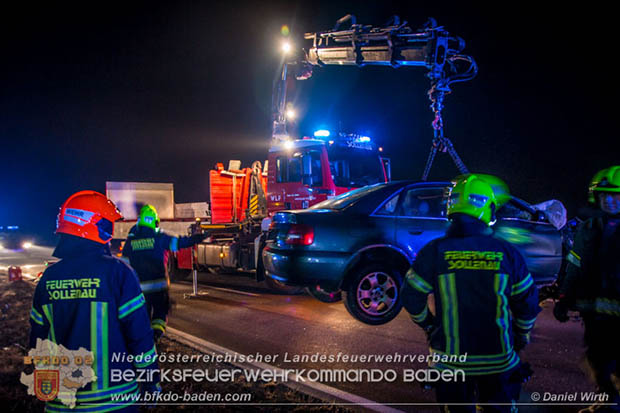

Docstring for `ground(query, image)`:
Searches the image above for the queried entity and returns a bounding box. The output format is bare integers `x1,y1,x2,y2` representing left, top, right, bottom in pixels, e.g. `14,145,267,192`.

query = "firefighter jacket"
29,235,158,412
559,215,620,317
401,215,540,376
122,225,202,294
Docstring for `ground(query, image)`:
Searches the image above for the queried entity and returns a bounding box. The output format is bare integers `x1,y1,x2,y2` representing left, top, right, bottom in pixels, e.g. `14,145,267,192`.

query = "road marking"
167,327,404,413
177,281,261,297
202,285,261,297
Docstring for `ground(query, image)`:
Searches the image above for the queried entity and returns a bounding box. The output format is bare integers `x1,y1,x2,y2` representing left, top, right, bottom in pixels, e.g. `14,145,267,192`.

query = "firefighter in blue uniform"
29,191,159,412
122,204,206,341
401,174,540,413
554,166,620,413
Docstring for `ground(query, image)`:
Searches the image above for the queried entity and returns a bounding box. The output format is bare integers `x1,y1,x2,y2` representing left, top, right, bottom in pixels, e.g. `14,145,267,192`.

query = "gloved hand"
190,233,208,244
514,333,530,352
553,300,570,322
140,382,161,394
153,329,164,344
510,362,533,384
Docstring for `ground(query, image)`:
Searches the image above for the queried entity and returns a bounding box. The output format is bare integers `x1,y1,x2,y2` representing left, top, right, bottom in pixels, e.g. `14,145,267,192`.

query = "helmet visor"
448,192,460,209
96,217,114,242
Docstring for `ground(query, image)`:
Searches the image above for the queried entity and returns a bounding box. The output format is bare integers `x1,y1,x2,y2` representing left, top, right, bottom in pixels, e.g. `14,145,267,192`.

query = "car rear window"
310,183,387,210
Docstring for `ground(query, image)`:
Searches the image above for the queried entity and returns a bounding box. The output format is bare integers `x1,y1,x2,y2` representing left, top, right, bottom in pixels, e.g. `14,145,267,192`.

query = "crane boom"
304,15,442,70
273,15,478,179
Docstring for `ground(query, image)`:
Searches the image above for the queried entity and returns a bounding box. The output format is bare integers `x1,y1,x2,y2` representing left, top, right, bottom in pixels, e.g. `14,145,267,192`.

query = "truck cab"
267,133,390,213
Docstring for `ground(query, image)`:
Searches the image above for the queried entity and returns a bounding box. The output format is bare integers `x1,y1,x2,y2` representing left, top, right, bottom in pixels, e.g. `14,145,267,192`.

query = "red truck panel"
209,166,268,224
176,248,193,270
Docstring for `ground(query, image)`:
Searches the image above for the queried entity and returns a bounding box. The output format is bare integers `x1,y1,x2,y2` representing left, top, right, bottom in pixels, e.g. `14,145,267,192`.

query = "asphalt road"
0,245,54,278
0,248,598,412
168,271,595,413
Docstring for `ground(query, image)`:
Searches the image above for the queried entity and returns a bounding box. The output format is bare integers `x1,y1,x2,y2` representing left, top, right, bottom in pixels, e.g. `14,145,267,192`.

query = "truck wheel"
305,286,342,303
264,274,304,295
343,262,403,325
167,256,192,282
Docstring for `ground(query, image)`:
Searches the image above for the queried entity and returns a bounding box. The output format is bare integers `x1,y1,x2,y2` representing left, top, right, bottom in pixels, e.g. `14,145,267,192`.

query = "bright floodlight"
286,108,296,119
283,140,294,150
314,129,330,138
22,242,33,249
281,41,292,54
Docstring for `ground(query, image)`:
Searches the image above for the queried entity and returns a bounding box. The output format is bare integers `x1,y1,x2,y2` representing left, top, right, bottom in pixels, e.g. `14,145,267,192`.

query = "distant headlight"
22,242,33,249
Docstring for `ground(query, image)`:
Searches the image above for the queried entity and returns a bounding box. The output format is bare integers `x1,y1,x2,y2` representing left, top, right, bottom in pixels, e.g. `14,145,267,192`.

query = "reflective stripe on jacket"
29,236,158,411
401,215,540,376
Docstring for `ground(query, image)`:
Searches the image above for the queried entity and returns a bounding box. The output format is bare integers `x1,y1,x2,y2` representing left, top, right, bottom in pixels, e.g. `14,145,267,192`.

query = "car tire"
305,286,343,303
264,273,305,295
343,262,403,325
167,255,192,282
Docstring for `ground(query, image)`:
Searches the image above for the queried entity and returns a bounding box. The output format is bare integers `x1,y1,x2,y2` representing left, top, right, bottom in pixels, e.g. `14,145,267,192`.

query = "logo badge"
34,370,59,401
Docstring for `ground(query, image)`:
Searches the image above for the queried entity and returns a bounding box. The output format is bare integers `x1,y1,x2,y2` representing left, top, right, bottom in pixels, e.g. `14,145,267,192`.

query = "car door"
365,186,402,247
394,185,450,261
493,200,563,285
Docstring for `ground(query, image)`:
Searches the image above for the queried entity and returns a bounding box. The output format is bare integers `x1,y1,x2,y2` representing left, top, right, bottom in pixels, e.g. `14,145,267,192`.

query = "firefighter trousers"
145,290,170,339
584,315,620,408
435,367,521,413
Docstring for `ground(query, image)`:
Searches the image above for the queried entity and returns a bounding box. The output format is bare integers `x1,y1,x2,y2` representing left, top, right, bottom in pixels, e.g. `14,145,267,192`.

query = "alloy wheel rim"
356,271,397,316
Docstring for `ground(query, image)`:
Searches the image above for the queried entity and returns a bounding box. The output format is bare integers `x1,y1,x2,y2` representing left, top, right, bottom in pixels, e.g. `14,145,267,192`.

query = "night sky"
1,1,617,245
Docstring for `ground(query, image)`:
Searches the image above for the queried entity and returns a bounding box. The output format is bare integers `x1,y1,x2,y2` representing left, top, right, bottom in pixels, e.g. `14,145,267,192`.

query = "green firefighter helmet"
138,204,159,230
447,174,497,225
591,166,620,196
454,173,510,208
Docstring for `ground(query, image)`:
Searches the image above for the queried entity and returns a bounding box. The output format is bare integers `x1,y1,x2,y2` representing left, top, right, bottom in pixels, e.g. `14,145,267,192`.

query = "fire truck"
193,131,389,292
110,15,476,293
109,133,389,293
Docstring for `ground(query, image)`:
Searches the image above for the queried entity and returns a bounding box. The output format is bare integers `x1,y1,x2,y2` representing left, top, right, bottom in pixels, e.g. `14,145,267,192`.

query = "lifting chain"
421,85,469,180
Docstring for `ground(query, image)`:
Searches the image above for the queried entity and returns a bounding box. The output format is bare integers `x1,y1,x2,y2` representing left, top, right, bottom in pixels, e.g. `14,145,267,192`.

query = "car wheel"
264,273,305,295
167,255,192,282
344,262,403,325
305,285,343,303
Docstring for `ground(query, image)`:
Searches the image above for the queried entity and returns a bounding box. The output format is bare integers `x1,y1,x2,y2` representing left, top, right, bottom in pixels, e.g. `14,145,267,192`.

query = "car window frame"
496,197,556,227
370,184,450,220
310,182,389,211
371,187,405,216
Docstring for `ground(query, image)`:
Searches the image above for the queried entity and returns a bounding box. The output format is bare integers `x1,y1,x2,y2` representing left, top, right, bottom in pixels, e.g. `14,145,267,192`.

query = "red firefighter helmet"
56,191,123,244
